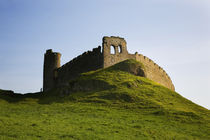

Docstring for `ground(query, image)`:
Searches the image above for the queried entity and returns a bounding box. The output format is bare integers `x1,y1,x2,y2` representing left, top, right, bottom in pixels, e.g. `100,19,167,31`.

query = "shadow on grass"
0,90,45,103
0,88,107,105
0,75,116,104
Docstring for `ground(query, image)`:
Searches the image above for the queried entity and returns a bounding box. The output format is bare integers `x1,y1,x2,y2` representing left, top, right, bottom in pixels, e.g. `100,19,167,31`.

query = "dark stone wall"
55,46,103,87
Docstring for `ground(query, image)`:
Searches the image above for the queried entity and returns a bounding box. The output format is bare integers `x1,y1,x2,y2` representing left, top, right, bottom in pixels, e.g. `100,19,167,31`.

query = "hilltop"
0,59,209,139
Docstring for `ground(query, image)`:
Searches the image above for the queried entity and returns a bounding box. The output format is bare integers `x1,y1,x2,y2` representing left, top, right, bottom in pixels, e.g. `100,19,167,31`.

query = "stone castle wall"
43,36,175,91
55,46,103,87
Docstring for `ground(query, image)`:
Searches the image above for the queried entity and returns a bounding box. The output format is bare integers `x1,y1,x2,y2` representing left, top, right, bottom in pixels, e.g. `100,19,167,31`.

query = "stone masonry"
43,36,175,92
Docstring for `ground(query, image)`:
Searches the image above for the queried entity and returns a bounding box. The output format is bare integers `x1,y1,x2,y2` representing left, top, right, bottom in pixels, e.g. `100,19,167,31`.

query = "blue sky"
0,0,209,109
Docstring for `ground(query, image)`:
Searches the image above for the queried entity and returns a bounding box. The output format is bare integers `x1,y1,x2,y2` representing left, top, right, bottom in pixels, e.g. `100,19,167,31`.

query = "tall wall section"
55,46,103,87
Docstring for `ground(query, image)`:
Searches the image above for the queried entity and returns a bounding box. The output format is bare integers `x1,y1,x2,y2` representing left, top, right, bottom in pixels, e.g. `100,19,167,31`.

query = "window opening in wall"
110,45,115,54
119,45,122,53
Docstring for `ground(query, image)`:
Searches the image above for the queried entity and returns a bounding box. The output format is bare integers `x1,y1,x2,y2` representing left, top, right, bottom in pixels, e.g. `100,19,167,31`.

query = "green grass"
0,59,209,139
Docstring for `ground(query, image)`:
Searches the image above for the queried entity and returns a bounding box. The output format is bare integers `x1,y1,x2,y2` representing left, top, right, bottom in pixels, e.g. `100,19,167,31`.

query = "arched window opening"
110,45,115,54
119,45,122,53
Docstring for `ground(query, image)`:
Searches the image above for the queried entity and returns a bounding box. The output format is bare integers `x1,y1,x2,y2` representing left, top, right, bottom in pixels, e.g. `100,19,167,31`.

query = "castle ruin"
43,36,175,92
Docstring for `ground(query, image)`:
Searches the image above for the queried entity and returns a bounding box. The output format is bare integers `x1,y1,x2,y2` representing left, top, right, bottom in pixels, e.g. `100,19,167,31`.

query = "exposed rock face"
43,36,175,91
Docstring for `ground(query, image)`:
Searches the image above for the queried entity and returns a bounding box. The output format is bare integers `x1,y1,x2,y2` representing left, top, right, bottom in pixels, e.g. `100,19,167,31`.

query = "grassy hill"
0,59,209,139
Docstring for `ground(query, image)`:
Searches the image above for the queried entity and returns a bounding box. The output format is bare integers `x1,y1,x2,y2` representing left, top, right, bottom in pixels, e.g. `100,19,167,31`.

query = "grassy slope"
0,59,209,139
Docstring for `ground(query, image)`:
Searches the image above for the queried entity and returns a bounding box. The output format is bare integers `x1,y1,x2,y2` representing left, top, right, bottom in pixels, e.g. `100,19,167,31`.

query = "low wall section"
135,53,175,91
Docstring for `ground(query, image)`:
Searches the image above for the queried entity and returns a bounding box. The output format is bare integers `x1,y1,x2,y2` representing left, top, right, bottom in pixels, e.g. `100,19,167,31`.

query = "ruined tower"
43,49,61,91
102,36,129,68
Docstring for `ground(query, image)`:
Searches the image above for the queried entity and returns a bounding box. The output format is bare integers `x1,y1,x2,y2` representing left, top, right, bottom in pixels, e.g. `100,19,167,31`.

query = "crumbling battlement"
43,36,175,91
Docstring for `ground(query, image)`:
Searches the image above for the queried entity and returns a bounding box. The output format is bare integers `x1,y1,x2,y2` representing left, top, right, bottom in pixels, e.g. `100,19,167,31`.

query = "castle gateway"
43,36,175,92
